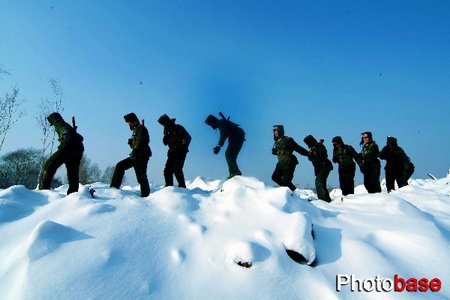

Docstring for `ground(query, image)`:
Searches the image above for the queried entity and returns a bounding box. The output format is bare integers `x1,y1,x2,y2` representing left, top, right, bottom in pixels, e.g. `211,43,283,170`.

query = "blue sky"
1,0,449,187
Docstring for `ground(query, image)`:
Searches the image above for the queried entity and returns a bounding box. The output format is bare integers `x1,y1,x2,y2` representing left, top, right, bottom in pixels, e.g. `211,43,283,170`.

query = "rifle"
219,112,230,121
72,116,78,131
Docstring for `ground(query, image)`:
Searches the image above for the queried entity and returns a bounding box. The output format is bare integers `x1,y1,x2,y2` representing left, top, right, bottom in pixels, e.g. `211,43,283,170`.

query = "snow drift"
0,174,449,299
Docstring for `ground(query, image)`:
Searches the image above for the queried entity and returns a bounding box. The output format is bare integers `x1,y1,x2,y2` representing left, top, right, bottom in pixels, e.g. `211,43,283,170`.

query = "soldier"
271,125,309,191
158,114,191,188
359,131,381,193
303,135,333,202
331,136,362,196
205,113,245,179
38,112,84,195
110,113,151,197
379,136,415,192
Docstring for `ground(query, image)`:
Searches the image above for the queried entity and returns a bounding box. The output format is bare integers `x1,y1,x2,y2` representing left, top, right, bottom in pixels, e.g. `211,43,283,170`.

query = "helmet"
304,135,318,148
205,115,219,129
158,114,173,126
332,136,344,145
47,112,63,126
273,125,285,137
124,112,139,123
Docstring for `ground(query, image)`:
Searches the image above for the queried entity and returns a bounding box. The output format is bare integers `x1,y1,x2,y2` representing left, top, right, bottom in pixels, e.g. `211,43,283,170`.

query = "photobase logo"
336,274,442,293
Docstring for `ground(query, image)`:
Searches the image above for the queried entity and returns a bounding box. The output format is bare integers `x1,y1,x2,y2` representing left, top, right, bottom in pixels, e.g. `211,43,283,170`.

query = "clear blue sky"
1,0,449,187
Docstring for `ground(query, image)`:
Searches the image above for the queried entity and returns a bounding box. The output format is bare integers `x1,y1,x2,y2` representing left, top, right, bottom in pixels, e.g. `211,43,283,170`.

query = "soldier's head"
158,114,175,127
47,112,63,126
387,136,398,148
332,136,344,148
124,113,139,129
304,135,318,148
360,131,373,145
205,115,219,130
273,125,284,140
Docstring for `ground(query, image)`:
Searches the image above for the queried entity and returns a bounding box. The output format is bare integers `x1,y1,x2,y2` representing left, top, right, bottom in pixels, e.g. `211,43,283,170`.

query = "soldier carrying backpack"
205,112,245,179
38,112,84,195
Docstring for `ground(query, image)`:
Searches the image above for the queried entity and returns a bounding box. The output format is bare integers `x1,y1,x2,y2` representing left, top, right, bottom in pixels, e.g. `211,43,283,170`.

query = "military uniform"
360,132,381,193
332,136,362,196
205,114,245,178
158,114,191,188
111,113,151,197
304,135,333,202
379,136,414,192
271,125,309,191
38,112,84,194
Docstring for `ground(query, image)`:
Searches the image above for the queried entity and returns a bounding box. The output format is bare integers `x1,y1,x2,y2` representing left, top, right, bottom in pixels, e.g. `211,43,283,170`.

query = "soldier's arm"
349,146,363,165
379,146,388,160
217,123,228,147
332,149,338,163
181,126,191,147
290,138,309,156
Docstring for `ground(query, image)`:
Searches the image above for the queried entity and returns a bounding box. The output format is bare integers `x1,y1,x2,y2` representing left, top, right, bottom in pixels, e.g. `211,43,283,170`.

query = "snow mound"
0,175,449,299
26,220,93,261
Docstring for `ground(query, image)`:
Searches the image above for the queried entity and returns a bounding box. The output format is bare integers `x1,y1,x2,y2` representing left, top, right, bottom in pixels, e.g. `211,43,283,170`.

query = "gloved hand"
162,135,169,146
213,146,221,154
272,148,277,155
127,138,133,146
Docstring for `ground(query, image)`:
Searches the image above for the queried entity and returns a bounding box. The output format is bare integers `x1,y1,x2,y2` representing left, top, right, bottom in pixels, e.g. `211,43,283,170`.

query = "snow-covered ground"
1,173,449,299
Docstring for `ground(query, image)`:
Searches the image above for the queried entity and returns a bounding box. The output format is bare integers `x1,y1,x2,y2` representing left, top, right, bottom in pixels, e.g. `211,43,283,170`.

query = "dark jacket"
205,115,245,146
333,145,361,169
379,145,412,172
303,135,333,176
273,136,309,168
163,123,191,151
51,118,84,152
129,124,151,159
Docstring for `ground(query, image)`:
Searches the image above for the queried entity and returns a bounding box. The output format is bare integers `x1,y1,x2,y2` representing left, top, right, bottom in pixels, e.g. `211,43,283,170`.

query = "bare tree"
35,79,65,187
36,78,64,156
79,156,102,184
0,87,26,152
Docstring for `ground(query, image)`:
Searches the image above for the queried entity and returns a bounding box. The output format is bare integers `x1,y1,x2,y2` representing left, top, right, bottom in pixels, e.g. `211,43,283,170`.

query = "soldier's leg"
134,157,150,197
385,168,395,192
173,150,187,188
348,164,356,195
316,167,331,202
110,157,134,189
272,163,284,187
282,164,296,191
65,151,83,194
164,151,175,187
373,164,381,193
39,150,65,190
339,167,350,195
225,139,244,178
341,165,355,196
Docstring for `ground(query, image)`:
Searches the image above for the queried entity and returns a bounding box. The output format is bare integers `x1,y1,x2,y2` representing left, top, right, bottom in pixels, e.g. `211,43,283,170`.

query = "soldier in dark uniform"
205,113,245,179
359,131,381,193
271,125,309,191
379,136,414,192
331,136,362,196
38,112,84,195
110,113,151,197
303,135,333,202
158,114,191,188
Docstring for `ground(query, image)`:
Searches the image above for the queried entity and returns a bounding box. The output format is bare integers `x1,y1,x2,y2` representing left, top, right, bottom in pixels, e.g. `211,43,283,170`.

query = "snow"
1,173,450,299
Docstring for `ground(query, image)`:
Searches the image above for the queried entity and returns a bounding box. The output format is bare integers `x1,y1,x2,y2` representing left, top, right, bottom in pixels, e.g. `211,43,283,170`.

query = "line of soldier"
37,112,414,202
